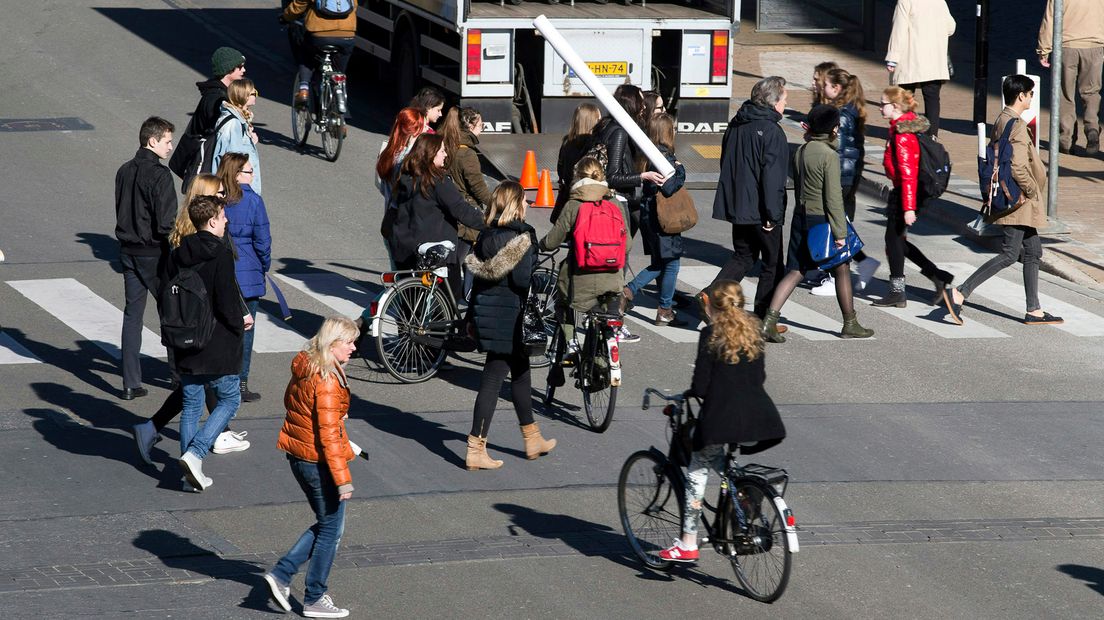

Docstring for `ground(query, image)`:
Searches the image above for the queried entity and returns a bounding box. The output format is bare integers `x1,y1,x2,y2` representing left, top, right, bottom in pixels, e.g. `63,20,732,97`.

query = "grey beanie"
211,47,245,78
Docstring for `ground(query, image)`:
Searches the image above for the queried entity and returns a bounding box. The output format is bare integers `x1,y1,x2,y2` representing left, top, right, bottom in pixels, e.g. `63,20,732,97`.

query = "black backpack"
159,266,215,350
915,132,952,203
167,115,235,192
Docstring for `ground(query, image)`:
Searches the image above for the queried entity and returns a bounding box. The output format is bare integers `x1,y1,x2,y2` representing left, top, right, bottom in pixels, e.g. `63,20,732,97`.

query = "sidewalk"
730,21,1104,290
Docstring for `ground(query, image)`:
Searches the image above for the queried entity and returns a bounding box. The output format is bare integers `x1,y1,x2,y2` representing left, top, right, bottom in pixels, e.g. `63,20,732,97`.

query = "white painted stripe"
272,273,373,318
7,278,167,358
948,179,977,186
877,268,1009,339
0,332,41,364
941,262,1104,336
251,308,307,353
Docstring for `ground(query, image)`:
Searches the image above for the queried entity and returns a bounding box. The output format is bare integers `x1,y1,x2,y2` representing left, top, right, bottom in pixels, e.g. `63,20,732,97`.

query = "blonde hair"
573,156,606,183
567,103,601,141
646,113,676,150
485,181,527,226
303,316,359,378
226,79,256,123
883,86,917,113
704,280,764,363
171,174,222,247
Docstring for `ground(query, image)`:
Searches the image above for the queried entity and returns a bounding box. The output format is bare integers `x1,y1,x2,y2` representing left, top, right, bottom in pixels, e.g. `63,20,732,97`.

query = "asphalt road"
2,1,1104,618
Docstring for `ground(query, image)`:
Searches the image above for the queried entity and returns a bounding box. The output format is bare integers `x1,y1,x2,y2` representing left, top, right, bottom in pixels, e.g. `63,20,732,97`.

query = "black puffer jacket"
593,117,643,199
712,100,789,226
387,173,485,267
169,231,245,376
837,103,864,188
465,221,536,355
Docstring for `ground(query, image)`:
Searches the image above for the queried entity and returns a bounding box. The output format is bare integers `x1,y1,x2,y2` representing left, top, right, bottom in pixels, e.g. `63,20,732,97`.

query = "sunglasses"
240,169,254,175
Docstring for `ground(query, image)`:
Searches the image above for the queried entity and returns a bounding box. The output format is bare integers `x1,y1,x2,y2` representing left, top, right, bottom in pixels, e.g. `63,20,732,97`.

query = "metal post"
973,0,990,125
1046,0,1064,223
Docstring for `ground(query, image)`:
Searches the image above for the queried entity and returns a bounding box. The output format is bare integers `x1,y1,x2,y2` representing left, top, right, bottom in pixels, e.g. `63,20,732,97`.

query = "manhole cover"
0,117,94,132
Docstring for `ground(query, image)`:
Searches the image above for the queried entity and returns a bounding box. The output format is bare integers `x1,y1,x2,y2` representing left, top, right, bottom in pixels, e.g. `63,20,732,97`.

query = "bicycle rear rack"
738,463,789,498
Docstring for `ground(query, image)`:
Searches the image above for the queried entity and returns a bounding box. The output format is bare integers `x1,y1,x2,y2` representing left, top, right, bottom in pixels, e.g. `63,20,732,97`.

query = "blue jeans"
180,374,241,458
627,257,681,308
271,457,347,605
240,298,259,381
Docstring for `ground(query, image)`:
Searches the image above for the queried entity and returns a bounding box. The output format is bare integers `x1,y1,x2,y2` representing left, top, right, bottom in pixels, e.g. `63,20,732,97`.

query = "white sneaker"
810,275,835,296
264,573,292,613
179,452,210,491
132,420,158,465
303,594,349,618
617,326,641,343
212,430,250,454
856,258,881,291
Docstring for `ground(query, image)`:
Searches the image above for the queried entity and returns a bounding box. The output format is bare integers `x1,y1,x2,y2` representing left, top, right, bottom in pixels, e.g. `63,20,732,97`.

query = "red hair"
376,107,425,181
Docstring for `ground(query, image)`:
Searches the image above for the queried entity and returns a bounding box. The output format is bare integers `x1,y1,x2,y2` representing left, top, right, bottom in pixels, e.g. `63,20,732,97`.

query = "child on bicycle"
658,280,786,562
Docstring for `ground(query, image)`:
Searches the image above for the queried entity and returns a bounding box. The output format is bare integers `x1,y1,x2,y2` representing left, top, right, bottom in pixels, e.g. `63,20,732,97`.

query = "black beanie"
807,104,841,135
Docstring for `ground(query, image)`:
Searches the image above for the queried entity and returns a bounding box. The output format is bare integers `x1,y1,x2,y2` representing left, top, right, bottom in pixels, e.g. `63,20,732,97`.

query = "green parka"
795,134,848,241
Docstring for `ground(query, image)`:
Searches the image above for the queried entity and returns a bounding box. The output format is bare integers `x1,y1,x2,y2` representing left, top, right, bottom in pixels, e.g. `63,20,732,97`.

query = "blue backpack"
978,118,1026,222
314,0,354,18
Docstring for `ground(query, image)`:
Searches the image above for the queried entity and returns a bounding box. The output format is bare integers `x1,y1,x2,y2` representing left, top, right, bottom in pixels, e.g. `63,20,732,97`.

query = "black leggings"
470,350,533,437
884,192,940,279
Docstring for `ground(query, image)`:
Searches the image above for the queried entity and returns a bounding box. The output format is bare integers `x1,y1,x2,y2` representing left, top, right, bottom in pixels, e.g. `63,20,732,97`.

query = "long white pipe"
532,14,675,179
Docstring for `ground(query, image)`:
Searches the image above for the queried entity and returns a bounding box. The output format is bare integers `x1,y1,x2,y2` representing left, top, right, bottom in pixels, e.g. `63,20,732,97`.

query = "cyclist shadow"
492,502,744,593
1057,564,1104,597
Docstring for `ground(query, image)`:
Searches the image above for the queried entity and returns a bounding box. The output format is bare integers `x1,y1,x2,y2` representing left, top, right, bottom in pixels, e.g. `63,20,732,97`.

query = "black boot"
240,381,261,403
872,277,907,308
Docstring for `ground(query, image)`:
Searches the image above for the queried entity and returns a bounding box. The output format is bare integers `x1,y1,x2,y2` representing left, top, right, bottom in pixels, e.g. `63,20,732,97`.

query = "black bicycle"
526,245,563,369
617,388,799,603
291,44,347,162
543,291,622,433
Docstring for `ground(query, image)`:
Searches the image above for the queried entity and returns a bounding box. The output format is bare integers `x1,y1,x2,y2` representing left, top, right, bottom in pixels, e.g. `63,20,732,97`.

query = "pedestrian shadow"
132,529,274,613
74,232,122,273
1057,564,1104,597
3,328,124,396
492,502,743,593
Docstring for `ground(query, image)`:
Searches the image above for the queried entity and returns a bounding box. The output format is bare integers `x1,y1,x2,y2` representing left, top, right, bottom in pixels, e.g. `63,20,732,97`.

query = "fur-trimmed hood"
465,232,531,281
892,114,931,135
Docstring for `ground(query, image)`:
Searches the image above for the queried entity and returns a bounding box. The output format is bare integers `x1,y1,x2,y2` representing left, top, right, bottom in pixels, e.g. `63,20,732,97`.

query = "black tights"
470,350,533,437
770,262,855,317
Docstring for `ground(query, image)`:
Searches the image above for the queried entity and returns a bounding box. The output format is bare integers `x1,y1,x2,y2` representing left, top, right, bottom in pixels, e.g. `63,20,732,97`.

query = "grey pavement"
2,1,1104,618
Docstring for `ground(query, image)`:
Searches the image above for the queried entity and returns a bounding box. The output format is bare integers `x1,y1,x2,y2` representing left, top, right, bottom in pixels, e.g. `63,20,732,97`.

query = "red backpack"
573,199,627,272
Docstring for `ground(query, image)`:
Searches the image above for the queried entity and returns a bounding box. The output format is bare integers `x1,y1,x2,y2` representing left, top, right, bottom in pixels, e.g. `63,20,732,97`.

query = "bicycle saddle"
318,44,342,54
417,241,455,269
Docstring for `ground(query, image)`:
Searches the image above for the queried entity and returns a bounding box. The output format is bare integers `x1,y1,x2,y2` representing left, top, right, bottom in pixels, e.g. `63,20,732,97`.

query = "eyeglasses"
880,101,893,107
216,190,226,197
250,91,258,97
240,169,254,175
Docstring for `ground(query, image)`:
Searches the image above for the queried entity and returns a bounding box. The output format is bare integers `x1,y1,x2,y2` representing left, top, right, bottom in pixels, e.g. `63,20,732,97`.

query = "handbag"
655,186,697,234
520,289,548,356
807,219,865,270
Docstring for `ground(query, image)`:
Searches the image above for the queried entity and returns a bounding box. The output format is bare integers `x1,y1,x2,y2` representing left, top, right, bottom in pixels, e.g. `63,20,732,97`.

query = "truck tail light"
711,30,729,84
467,30,482,80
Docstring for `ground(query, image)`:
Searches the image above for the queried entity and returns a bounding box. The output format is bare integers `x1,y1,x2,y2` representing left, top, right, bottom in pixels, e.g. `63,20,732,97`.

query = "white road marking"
251,309,307,353
0,332,41,364
272,272,374,318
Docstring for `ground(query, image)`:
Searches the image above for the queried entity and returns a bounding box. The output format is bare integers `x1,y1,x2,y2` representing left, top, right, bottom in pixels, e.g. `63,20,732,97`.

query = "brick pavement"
730,19,1104,290
4,517,1103,593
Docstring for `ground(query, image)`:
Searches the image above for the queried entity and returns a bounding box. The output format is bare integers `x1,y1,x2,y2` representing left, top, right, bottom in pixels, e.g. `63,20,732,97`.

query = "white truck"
354,0,741,134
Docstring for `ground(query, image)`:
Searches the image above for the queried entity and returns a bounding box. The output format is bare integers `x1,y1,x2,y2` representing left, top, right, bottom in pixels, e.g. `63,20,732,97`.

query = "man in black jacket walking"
710,76,790,320
115,117,177,400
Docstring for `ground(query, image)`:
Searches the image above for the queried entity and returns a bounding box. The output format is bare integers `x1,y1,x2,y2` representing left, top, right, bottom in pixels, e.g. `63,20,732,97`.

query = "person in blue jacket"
217,152,271,403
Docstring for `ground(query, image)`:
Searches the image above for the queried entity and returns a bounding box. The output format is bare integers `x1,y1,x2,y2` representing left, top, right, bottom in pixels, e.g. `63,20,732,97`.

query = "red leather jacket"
882,112,930,213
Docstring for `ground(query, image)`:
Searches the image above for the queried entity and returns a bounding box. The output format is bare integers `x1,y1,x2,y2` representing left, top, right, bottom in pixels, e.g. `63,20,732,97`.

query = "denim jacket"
212,104,262,195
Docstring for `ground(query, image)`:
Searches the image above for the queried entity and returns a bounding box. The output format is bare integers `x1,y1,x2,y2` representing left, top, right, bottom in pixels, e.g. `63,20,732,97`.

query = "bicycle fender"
607,334,622,387
772,495,800,553
368,288,393,338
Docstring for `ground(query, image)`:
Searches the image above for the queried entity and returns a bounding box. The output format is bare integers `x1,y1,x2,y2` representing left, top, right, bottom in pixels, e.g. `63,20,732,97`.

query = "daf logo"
677,122,728,133
482,121,514,133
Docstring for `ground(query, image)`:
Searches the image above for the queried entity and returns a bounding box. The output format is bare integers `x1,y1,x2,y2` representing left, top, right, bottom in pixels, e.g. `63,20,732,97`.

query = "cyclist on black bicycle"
657,280,786,563
280,0,355,116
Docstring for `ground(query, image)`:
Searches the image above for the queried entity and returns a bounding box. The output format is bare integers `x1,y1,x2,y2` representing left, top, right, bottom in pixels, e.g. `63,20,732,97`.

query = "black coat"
593,117,642,199
114,149,177,257
552,134,594,223
387,173,485,267
712,101,789,227
465,221,536,355
639,146,686,261
688,325,785,453
169,231,246,376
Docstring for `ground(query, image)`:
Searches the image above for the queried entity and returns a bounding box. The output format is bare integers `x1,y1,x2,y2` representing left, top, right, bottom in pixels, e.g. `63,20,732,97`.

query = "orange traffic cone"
520,150,539,189
533,169,555,208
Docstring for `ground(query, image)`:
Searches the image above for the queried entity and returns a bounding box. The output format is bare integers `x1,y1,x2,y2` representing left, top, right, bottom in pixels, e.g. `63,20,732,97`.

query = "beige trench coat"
991,107,1048,229
886,0,957,85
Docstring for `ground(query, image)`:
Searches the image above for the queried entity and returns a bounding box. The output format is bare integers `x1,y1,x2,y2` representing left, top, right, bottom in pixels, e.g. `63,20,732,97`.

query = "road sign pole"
1046,0,1065,224
973,0,990,126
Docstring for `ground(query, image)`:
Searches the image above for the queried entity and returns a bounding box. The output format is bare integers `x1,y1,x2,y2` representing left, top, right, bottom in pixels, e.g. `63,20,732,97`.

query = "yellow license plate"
586,61,628,76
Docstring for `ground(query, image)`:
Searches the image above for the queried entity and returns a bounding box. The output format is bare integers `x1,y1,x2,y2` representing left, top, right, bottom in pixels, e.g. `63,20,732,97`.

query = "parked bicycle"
365,241,466,383
291,44,347,162
542,291,622,433
526,244,563,369
617,388,799,603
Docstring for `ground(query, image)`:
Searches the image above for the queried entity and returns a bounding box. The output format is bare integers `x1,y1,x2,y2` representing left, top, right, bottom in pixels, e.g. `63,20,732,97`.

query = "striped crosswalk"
1,263,1101,365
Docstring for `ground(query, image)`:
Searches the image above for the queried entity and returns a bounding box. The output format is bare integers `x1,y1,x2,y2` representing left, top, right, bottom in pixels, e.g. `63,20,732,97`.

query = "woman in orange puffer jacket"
264,316,359,619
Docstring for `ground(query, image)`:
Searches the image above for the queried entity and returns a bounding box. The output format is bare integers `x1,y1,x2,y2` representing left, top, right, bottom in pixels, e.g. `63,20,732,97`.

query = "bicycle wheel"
290,78,310,148
580,333,616,432
321,97,344,162
618,450,683,570
542,322,566,407
374,279,453,383
528,268,558,369
723,480,792,603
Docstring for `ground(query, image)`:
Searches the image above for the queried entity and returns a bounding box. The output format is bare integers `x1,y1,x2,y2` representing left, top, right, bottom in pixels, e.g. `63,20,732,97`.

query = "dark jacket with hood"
688,325,785,453
465,220,537,355
552,133,594,221
639,145,686,261
593,117,644,201
169,231,245,376
712,100,788,227
388,173,485,267
115,148,177,257
167,79,227,185
837,103,864,189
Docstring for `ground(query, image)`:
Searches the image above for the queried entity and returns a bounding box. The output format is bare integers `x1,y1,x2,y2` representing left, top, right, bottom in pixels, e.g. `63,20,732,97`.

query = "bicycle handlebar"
642,387,685,410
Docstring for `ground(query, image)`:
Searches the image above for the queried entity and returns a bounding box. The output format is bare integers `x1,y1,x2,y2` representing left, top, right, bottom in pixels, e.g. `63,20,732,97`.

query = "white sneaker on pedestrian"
810,275,836,296
263,573,292,613
132,420,159,465
617,325,641,343
212,430,250,454
303,594,349,618
856,258,881,291
179,452,210,491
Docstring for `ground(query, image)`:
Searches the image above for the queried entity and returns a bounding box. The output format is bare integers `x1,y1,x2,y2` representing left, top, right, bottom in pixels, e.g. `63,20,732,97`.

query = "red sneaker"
656,543,699,563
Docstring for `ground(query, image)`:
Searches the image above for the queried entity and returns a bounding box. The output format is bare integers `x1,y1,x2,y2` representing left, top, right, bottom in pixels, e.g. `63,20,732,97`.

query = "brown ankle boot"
466,435,503,470
620,286,634,313
520,423,556,460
